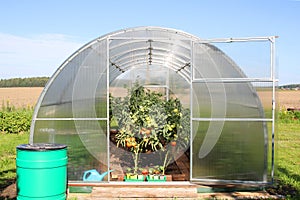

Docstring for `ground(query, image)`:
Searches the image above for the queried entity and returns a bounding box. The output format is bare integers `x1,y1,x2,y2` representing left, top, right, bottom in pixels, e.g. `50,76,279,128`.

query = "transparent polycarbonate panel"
72,40,107,118
109,40,150,67
192,120,267,182
37,39,107,118
193,43,246,79
33,120,108,181
192,82,269,119
38,46,93,112
214,41,271,79
168,69,190,108
37,102,73,118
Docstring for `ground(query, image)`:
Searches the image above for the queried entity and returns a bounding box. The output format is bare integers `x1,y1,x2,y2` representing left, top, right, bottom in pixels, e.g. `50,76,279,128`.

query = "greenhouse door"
190,44,228,182
190,38,274,184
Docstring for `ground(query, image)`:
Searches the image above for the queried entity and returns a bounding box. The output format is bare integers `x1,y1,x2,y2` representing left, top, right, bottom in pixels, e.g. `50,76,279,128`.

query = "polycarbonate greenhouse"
30,27,277,184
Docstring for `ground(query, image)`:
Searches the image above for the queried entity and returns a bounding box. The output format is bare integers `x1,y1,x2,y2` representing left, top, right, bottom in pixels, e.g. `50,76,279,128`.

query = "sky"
0,0,299,85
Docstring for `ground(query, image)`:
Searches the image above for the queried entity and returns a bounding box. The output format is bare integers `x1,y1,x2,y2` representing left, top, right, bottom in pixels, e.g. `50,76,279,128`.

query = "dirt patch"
0,183,16,200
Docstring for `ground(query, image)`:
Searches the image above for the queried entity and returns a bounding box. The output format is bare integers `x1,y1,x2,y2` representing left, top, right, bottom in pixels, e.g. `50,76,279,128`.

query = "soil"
266,181,300,198
0,182,16,200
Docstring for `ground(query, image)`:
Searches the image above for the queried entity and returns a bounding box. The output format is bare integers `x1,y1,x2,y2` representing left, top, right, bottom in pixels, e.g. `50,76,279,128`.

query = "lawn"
271,122,300,198
0,133,28,190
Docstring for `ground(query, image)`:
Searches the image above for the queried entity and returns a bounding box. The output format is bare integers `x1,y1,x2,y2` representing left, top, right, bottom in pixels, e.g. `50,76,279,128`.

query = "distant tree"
279,84,300,90
0,77,49,87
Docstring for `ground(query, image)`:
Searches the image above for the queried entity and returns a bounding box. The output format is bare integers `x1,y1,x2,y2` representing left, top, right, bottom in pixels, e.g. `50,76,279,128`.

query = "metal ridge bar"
109,37,192,41
192,78,278,83
196,36,279,43
107,37,111,182
190,178,268,185
192,118,273,122
35,118,107,121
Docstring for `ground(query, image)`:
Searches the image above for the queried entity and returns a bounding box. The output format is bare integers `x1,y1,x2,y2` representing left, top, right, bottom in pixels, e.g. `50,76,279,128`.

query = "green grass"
272,122,300,198
0,132,29,190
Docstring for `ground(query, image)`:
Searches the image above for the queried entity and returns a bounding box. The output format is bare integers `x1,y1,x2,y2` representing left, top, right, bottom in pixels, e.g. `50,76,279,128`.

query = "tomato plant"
110,82,190,175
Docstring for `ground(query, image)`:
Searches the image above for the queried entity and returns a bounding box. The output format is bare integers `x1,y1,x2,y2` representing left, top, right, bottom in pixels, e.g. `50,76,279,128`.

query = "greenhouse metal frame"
30,27,277,184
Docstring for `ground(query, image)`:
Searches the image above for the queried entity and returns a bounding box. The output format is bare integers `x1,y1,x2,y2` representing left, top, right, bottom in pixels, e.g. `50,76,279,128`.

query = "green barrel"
16,143,68,200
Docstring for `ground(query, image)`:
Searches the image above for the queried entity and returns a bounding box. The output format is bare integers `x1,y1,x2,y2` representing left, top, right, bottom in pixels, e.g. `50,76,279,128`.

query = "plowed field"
0,87,299,109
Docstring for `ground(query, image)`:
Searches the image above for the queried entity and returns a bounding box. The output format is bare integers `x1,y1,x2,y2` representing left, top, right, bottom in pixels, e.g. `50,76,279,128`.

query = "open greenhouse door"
190,41,269,184
109,64,192,181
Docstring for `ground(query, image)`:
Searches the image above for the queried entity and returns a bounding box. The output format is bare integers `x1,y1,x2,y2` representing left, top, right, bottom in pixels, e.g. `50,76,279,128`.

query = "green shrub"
278,110,300,123
0,107,33,134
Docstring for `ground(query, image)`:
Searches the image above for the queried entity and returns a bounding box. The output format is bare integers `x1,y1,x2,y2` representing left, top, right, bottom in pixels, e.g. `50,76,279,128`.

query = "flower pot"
146,175,166,182
124,175,144,182
131,174,138,179
126,173,132,179
137,174,145,181
165,174,172,181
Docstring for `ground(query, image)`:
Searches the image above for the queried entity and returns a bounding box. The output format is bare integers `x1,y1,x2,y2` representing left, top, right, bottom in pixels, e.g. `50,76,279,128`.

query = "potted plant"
125,167,132,180
124,167,145,181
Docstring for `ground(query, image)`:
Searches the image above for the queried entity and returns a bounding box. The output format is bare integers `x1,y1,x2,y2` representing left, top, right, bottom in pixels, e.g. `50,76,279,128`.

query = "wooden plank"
68,181,199,199
69,181,198,188
91,187,198,198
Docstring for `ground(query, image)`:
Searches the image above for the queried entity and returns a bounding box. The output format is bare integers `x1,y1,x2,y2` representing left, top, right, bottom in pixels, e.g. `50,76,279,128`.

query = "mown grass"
0,133,28,190
270,122,300,199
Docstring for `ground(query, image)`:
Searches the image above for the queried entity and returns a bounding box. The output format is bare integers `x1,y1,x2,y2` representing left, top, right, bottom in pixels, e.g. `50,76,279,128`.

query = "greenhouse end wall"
30,27,277,184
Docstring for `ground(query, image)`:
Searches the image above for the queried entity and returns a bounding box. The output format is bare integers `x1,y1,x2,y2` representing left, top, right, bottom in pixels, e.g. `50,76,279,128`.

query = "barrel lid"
17,143,67,151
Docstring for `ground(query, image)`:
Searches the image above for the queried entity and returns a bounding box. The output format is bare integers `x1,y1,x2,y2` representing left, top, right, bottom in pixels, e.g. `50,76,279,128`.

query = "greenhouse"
30,27,277,184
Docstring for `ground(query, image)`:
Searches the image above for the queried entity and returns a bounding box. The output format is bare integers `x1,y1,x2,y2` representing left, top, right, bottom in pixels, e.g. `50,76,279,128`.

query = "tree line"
279,84,300,90
0,77,49,87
